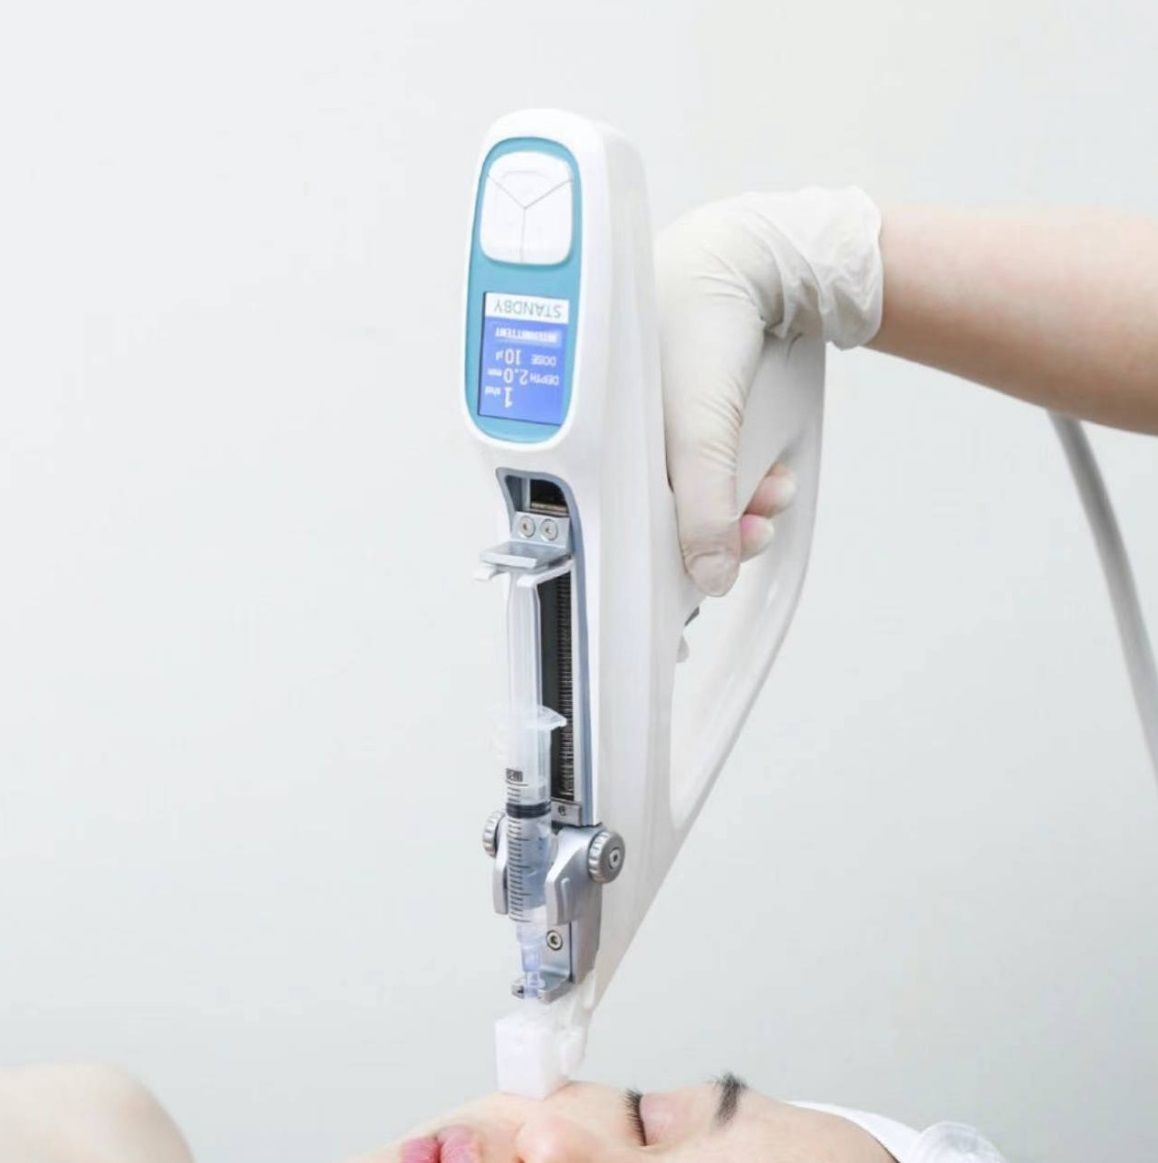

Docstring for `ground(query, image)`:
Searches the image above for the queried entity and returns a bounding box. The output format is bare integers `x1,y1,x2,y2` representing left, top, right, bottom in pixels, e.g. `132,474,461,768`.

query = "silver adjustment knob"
482,809,505,859
587,829,626,884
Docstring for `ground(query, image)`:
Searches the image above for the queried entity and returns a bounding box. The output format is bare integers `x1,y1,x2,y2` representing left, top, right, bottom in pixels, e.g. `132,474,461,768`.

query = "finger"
739,512,775,561
743,463,797,519
739,465,797,562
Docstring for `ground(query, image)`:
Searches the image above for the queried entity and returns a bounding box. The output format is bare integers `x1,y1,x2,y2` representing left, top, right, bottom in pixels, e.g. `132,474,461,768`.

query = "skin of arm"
870,205,1158,432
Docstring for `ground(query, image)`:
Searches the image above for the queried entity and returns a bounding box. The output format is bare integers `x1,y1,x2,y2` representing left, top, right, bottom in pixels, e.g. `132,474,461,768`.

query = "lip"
437,1126,482,1163
399,1136,440,1163
399,1125,483,1163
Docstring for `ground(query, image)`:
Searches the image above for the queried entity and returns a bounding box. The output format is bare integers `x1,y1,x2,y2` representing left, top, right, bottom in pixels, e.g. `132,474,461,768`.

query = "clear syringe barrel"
504,573,565,995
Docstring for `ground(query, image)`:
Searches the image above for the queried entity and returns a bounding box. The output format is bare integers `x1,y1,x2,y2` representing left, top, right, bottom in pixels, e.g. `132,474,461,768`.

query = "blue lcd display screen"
478,292,571,426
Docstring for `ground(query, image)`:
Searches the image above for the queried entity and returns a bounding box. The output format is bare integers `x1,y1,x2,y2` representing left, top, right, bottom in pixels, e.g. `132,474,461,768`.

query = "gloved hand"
656,188,884,594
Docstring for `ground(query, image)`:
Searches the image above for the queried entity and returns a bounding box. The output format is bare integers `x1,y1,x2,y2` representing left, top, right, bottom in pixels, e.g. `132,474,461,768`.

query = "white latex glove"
657,188,884,594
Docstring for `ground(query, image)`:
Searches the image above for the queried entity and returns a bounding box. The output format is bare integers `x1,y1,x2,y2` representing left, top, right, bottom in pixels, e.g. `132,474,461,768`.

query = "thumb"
657,211,769,596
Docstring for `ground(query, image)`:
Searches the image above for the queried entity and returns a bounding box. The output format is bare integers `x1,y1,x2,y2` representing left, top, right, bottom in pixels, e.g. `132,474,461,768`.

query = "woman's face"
357,1078,894,1163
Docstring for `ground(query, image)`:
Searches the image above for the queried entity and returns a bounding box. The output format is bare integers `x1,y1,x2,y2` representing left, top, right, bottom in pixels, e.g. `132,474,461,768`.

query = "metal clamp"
482,809,628,1000
475,511,572,581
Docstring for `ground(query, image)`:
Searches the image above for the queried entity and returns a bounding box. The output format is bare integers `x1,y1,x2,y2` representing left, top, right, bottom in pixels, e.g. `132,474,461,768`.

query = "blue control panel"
464,138,582,443
478,293,570,426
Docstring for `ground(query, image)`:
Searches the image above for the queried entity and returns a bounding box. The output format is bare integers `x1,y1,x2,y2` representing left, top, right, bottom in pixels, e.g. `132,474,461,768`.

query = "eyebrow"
713,1072,749,1127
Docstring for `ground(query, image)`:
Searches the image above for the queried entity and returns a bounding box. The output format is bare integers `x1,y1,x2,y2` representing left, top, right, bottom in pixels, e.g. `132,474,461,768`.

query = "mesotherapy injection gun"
462,110,825,1097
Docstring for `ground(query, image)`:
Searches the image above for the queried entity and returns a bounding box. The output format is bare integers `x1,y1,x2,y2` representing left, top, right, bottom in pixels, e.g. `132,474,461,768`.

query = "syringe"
503,568,565,1000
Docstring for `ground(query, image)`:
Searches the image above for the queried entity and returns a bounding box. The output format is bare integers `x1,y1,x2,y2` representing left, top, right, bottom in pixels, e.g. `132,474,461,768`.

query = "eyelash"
625,1088,647,1146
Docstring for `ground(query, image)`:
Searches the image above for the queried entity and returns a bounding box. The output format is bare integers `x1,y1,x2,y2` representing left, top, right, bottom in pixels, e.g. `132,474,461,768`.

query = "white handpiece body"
463,110,824,1096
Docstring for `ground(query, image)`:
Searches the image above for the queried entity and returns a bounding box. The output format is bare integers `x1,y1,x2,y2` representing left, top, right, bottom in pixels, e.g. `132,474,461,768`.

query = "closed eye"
624,1088,647,1146
713,1072,749,1126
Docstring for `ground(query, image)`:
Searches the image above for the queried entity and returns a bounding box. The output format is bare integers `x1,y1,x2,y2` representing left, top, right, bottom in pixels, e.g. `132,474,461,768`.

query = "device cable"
1050,412,1158,786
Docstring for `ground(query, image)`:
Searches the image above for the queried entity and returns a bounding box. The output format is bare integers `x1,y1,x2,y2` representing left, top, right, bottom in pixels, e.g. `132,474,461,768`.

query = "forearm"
869,205,1158,432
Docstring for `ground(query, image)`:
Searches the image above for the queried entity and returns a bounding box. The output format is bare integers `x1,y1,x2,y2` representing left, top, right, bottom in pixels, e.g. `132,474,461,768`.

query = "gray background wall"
2,1,1156,1161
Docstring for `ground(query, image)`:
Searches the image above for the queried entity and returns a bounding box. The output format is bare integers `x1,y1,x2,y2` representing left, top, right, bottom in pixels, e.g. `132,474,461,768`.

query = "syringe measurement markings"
504,807,549,919
556,572,574,802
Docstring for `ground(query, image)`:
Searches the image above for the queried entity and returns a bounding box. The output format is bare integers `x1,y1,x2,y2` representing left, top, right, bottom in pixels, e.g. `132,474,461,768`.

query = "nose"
516,1112,603,1163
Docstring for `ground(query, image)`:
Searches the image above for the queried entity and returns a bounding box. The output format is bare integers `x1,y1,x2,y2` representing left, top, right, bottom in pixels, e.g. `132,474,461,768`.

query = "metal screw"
545,929,564,951
540,518,559,541
516,515,536,538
